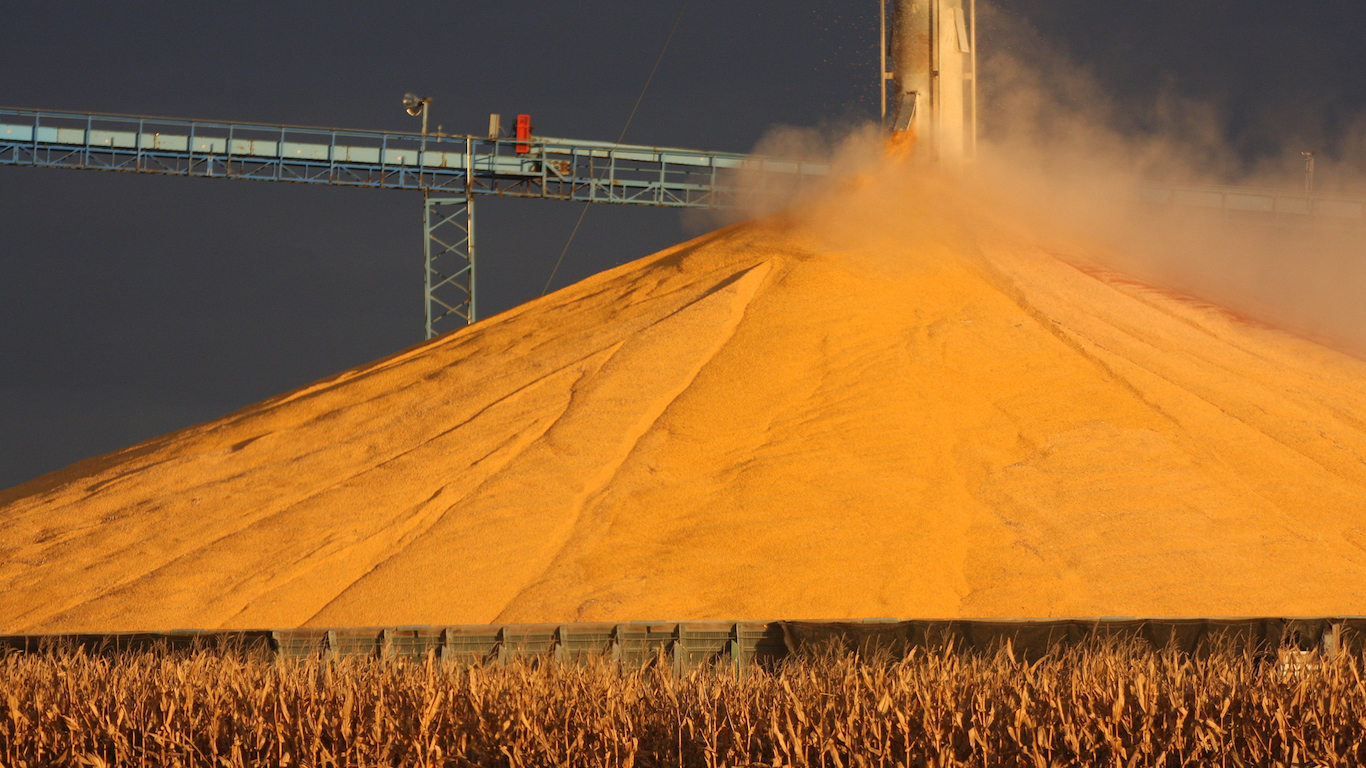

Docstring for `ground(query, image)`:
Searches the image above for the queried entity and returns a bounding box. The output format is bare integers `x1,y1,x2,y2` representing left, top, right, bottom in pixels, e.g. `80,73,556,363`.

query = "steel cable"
542,0,691,296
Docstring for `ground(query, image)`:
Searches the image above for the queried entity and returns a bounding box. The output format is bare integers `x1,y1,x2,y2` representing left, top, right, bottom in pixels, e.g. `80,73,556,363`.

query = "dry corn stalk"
1,637,1364,766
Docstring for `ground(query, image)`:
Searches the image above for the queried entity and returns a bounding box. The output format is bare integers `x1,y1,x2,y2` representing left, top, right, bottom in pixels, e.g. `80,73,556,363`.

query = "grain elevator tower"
887,0,976,164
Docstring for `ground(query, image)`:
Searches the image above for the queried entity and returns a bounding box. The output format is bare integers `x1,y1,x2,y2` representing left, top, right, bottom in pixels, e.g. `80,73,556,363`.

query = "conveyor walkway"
5,107,1362,337
0,107,829,335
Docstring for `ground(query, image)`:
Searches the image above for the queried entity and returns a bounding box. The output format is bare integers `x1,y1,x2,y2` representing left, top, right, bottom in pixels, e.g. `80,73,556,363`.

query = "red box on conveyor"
516,114,531,153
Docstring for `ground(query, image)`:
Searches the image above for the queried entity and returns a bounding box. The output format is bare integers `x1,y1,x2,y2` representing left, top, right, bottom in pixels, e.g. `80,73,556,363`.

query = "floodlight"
403,93,434,137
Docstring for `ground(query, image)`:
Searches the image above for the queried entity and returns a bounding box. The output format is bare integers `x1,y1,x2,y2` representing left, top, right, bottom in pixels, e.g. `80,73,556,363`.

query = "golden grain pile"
4,641,1365,767
10,185,1366,633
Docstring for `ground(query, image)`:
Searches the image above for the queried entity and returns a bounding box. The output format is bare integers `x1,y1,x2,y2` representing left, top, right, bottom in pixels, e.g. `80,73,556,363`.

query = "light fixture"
403,93,434,137
403,93,430,116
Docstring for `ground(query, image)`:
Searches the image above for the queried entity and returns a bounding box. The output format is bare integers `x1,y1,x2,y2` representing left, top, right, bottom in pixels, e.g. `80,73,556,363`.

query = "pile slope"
4,184,1366,633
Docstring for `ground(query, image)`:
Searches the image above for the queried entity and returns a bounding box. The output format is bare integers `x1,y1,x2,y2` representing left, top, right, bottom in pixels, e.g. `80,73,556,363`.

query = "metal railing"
1139,184,1366,221
0,107,829,209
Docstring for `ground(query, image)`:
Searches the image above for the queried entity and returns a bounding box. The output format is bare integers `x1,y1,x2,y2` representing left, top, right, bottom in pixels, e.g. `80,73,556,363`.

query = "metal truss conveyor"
0,107,829,337
8,108,1363,339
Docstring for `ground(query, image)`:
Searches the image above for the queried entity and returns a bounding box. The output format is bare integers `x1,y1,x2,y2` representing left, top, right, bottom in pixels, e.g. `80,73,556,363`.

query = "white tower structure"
888,0,975,164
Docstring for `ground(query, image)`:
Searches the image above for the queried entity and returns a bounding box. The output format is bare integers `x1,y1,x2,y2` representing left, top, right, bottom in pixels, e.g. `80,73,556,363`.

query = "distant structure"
883,0,977,164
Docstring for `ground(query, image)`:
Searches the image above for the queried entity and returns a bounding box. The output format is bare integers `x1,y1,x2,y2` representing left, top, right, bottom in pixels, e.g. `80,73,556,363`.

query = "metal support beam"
424,195,475,338
0,107,835,336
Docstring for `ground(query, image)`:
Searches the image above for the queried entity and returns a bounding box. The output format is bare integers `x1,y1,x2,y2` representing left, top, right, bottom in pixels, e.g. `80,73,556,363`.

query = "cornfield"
3,638,1365,767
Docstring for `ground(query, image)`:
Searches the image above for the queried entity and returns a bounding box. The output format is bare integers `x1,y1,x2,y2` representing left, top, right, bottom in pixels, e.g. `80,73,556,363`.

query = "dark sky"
3,1,1366,490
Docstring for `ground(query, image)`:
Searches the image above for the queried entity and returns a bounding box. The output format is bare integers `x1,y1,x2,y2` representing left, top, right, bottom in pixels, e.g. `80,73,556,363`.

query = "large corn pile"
4,170,1366,632
3,641,1364,767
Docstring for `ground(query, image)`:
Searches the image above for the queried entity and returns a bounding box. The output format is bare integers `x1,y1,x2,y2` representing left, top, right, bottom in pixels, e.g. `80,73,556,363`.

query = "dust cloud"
732,5,1366,357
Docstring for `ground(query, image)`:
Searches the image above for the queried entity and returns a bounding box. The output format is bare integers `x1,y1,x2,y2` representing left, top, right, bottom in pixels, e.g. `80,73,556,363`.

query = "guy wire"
542,0,691,296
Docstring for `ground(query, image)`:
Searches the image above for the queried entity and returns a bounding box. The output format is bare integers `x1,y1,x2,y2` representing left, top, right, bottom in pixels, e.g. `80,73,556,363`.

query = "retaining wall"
4,617,1363,669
